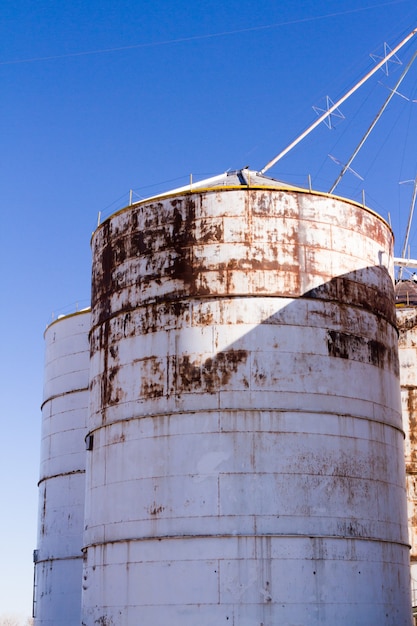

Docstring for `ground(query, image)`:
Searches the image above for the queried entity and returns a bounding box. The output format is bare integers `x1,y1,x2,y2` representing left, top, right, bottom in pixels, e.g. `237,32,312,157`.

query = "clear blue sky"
1,0,417,620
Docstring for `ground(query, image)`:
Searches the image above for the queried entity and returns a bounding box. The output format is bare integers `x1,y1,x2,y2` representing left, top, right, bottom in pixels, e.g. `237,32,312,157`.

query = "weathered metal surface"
91,190,395,326
397,279,417,307
82,180,410,625
397,306,417,604
35,310,90,626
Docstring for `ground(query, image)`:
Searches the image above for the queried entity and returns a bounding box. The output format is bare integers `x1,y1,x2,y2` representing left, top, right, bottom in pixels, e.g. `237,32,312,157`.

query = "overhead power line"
0,0,410,66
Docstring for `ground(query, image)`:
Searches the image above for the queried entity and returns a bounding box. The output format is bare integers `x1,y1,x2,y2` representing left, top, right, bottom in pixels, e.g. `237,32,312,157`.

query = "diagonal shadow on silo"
84,266,410,618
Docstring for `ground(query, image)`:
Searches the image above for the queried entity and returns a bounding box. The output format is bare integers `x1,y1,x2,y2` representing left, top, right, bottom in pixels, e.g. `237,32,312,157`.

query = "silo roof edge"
93,169,393,236
44,307,91,336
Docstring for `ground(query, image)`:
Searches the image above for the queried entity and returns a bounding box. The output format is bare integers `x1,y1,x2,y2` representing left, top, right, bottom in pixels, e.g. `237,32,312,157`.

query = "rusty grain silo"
34,309,90,625
396,283,417,614
82,170,411,625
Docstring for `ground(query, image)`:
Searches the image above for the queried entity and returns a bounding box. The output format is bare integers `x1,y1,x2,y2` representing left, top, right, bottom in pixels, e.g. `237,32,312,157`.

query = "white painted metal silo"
396,285,417,616
82,170,411,625
34,309,91,625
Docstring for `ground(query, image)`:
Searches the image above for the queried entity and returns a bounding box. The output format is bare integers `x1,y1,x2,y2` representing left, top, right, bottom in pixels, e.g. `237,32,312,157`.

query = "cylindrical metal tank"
397,289,417,615
82,170,410,625
34,309,91,625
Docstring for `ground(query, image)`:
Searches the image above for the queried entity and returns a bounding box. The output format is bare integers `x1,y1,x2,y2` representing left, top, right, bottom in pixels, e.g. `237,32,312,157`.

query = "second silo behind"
34,310,90,625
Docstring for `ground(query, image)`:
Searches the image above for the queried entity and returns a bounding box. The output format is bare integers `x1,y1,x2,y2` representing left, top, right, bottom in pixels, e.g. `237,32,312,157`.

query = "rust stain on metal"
107,302,190,339
41,485,47,536
197,218,223,243
108,431,126,445
167,199,197,286
327,330,399,375
130,231,149,256
304,270,395,326
100,320,111,414
93,320,124,414
140,357,165,399
397,311,417,338
94,617,114,626
407,389,417,452
91,221,113,319
405,387,417,560
398,313,417,562
148,503,165,516
337,519,368,538
176,349,248,394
